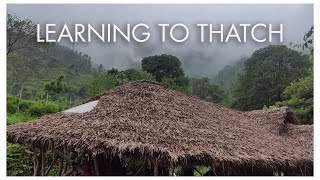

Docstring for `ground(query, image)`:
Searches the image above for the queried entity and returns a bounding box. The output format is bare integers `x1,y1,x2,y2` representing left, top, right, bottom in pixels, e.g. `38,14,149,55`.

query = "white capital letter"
46,24,56,42
75,24,86,42
197,24,208,42
132,23,150,43
225,24,241,42
269,24,283,42
210,24,223,42
57,23,73,42
239,24,250,42
88,24,105,42
37,24,44,42
170,23,189,42
251,23,267,42
158,24,169,42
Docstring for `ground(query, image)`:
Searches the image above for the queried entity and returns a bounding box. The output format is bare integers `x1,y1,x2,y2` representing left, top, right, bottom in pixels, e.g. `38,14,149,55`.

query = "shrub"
28,101,59,117
7,143,33,176
19,99,34,112
7,96,18,114
7,113,33,125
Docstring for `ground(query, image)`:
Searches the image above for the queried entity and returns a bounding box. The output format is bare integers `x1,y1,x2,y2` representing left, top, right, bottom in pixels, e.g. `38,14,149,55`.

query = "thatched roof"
7,80,313,173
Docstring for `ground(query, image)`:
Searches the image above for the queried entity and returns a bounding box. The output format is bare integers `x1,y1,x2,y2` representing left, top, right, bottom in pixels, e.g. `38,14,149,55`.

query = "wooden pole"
41,148,46,176
171,165,175,176
33,151,40,176
93,156,100,176
63,167,74,176
153,159,158,176
58,158,63,176
45,155,58,175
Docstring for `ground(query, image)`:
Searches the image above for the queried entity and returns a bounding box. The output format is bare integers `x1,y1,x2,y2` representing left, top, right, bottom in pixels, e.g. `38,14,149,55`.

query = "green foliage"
7,113,33,125
169,166,183,176
19,99,34,112
43,75,65,100
87,68,156,97
292,26,314,52
191,78,225,103
7,143,60,176
267,26,314,124
86,71,119,97
140,54,190,94
193,166,211,176
7,96,19,114
7,143,33,176
117,69,156,83
161,77,190,94
7,95,60,118
231,45,310,111
7,97,60,176
280,72,313,124
142,54,185,81
28,101,60,117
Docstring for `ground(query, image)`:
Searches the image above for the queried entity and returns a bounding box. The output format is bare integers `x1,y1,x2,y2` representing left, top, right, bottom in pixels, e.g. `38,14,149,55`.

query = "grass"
7,113,33,125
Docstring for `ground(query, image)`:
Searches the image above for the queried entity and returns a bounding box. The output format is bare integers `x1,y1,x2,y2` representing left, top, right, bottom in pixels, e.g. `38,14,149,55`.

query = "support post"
171,165,175,176
58,158,63,176
45,154,58,175
41,148,46,176
153,159,158,176
33,150,40,176
93,156,100,176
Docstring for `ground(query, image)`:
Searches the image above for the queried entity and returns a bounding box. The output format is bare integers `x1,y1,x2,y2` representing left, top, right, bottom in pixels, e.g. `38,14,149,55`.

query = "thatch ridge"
7,80,313,174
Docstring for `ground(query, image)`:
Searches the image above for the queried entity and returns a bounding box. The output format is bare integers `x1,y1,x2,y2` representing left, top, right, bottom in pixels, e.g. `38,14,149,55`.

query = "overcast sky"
7,4,313,77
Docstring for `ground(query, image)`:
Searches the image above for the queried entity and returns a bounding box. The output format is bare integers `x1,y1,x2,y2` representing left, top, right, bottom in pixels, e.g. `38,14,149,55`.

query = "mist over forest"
7,4,313,77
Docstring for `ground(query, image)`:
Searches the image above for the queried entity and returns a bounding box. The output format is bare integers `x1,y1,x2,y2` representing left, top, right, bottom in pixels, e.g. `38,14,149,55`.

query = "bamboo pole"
58,158,63,176
53,150,74,164
153,159,158,176
171,165,175,176
33,150,40,176
41,148,46,176
93,156,100,176
45,155,58,175
63,167,73,176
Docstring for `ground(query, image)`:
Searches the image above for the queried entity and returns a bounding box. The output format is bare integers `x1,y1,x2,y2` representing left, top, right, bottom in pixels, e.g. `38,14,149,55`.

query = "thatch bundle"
7,80,313,175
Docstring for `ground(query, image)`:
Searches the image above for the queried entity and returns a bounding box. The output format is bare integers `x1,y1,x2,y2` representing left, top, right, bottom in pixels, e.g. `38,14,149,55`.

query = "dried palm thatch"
7,80,313,175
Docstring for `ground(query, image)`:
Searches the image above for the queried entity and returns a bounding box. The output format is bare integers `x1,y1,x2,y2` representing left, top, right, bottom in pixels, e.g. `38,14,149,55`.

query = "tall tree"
231,45,310,110
271,26,314,124
7,14,37,55
98,64,104,73
7,53,34,112
43,75,65,101
191,78,225,103
141,54,185,81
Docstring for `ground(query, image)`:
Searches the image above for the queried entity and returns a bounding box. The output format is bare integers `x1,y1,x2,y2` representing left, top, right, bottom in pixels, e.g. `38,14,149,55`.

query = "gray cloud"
7,4,313,77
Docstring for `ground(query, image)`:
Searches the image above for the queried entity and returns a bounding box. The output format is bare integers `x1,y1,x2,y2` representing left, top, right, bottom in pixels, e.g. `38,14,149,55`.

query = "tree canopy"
267,26,314,124
141,54,185,81
191,78,225,103
231,45,310,111
7,14,37,55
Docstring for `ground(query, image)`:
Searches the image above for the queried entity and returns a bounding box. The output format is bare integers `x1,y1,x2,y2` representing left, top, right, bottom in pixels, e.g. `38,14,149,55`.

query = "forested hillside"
7,44,93,103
